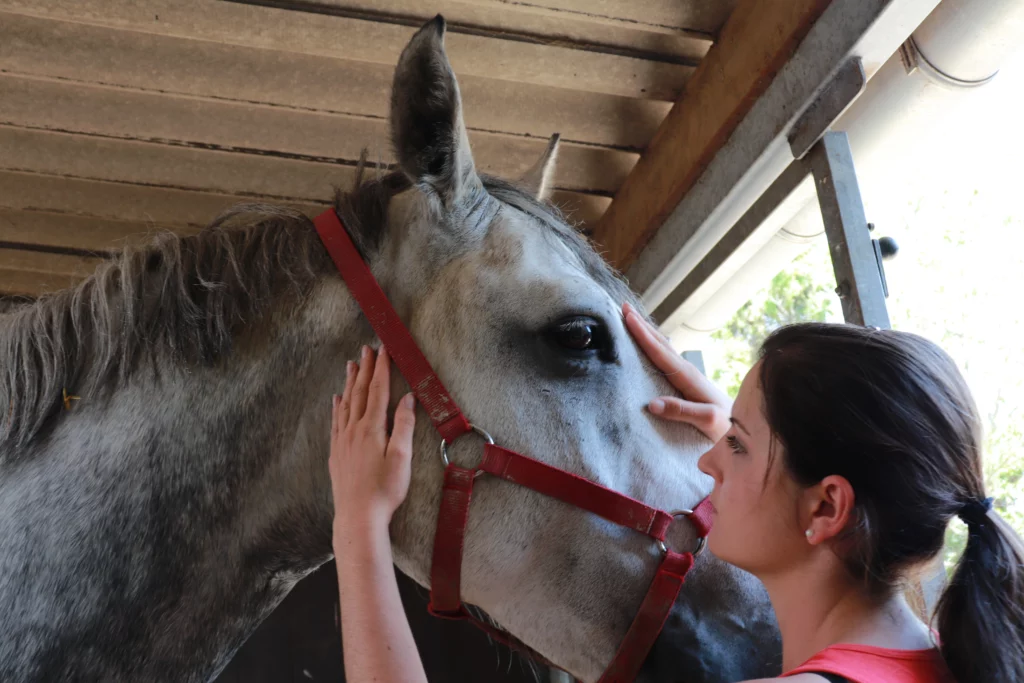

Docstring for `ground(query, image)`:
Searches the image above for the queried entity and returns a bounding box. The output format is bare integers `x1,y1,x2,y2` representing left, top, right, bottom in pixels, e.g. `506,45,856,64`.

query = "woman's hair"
757,323,1024,683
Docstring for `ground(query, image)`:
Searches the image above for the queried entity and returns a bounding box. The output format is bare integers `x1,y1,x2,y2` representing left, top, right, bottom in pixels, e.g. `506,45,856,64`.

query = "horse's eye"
553,317,599,351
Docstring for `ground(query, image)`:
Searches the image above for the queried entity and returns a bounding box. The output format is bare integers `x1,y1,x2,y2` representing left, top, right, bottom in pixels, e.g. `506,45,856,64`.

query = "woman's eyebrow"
729,417,751,435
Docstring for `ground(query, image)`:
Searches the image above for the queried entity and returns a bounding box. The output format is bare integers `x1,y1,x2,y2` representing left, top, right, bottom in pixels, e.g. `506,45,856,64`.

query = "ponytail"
935,510,1024,682
755,324,1024,683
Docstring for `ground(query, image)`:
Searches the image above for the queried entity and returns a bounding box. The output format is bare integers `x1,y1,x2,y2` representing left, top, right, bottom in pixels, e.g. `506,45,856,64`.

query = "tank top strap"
781,644,955,683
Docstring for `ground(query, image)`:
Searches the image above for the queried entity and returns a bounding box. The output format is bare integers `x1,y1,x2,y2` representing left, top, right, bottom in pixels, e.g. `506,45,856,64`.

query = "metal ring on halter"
439,424,495,468
657,509,708,557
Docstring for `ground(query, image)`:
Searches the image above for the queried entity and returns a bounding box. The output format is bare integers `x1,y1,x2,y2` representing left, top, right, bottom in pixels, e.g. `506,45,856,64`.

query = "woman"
328,304,1024,683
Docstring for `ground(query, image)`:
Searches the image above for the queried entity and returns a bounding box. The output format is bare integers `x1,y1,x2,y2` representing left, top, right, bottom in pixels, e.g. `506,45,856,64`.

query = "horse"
0,16,779,683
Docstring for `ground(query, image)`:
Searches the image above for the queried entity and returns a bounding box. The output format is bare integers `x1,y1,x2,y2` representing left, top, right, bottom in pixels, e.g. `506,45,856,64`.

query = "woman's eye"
726,435,746,454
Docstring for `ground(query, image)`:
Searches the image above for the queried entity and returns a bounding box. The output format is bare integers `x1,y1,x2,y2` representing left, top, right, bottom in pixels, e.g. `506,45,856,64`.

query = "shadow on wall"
215,562,545,683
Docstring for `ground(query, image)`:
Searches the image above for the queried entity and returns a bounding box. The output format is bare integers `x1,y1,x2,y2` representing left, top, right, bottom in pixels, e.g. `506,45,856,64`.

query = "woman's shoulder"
780,644,955,683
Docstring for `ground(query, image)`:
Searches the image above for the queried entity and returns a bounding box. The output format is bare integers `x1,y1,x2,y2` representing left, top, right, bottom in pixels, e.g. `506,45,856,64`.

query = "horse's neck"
0,285,367,682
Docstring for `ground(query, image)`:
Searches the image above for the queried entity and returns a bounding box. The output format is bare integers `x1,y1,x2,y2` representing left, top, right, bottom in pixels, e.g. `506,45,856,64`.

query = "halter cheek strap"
314,207,712,683
314,209,470,443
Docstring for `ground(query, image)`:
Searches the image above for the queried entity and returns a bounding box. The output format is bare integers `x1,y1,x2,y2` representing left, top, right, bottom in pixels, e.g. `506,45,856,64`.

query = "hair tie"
957,496,993,527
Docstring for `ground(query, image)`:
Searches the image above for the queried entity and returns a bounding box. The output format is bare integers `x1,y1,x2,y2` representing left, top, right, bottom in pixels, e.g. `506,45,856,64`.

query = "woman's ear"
804,474,855,545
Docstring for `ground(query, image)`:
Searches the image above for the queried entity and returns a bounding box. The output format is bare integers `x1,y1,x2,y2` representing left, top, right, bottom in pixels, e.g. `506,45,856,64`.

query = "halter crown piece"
957,496,993,527
313,208,712,683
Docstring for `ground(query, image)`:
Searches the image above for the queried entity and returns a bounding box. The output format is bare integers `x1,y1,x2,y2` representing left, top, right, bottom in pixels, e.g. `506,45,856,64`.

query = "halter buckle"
657,509,708,557
439,424,495,468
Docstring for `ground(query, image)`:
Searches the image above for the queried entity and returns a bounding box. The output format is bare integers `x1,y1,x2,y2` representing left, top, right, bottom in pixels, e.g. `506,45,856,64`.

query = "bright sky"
853,49,1024,393
865,49,1024,526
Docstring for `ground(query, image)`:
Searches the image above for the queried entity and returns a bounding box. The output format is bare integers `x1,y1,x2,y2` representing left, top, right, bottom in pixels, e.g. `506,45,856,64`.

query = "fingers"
623,302,730,409
649,396,729,442
331,394,341,440
623,301,672,345
349,345,374,421
365,346,391,426
387,393,417,466
385,394,416,506
623,303,705,394
623,301,732,441
335,361,357,434
623,302,681,373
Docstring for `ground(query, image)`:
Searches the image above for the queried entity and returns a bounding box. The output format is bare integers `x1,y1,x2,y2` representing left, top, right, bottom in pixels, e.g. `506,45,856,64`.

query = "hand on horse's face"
329,346,416,540
622,302,733,443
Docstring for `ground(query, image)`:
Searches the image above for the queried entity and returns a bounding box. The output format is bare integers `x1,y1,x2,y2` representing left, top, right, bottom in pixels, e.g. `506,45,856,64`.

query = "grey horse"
0,16,778,683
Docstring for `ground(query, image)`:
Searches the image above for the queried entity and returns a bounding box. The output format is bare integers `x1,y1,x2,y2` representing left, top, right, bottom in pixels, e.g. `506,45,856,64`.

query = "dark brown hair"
758,322,1024,683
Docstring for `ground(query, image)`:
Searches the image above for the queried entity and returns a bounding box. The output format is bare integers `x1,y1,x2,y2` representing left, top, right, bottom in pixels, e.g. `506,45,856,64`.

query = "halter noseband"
314,208,712,683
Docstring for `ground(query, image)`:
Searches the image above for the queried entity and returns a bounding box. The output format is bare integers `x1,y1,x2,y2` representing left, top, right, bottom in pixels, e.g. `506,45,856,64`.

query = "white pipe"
665,0,1024,350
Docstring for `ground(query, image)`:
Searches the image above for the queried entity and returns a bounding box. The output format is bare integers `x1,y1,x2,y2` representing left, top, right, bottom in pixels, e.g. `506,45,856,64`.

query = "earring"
805,529,814,539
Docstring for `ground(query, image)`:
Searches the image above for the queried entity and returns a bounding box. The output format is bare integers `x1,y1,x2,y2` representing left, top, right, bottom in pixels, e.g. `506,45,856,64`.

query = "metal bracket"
901,35,999,89
652,110,894,334
788,58,867,160
868,223,899,298
807,133,891,329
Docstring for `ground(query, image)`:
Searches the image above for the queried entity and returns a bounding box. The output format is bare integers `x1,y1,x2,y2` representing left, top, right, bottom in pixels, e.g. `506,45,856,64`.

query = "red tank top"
781,644,956,683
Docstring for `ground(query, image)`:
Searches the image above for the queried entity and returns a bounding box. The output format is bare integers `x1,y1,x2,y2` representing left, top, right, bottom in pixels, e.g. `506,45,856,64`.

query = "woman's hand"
329,347,429,683
330,345,416,540
623,302,733,442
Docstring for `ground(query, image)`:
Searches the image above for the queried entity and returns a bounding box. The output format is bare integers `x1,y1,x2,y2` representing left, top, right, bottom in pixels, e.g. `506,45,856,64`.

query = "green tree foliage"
708,253,835,397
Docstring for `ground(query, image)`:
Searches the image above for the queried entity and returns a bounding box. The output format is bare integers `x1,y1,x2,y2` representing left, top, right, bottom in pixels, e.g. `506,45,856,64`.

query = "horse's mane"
0,203,333,449
0,168,633,451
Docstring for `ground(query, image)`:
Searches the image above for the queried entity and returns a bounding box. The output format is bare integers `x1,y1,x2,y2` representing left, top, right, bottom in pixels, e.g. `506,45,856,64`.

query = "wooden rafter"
590,0,833,271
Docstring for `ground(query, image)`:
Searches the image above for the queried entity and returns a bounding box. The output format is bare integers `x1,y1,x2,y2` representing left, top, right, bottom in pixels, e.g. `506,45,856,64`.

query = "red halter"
314,208,713,683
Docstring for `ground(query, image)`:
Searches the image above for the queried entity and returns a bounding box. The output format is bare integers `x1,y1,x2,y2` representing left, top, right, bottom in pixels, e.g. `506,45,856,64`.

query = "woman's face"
697,363,810,577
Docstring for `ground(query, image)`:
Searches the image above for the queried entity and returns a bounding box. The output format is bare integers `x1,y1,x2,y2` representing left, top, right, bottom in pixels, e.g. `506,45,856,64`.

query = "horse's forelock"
333,165,412,258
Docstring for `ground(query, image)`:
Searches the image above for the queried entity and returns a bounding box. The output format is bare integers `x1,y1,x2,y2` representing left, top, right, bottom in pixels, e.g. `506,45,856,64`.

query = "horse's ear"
517,134,560,201
390,16,480,208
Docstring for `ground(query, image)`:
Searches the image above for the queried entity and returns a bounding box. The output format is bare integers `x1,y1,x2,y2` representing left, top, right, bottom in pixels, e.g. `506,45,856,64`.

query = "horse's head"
335,17,779,682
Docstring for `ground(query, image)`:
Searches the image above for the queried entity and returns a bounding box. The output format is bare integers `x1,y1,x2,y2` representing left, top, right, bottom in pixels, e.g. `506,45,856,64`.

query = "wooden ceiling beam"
0,79,636,197
0,1,695,102
0,209,195,254
0,12,669,149
0,249,101,297
589,0,832,271
301,0,713,63
0,126,611,231
0,170,323,229
424,0,735,36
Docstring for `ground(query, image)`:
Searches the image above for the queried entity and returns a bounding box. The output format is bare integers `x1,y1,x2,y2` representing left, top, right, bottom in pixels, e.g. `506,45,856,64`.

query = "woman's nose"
697,443,720,480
